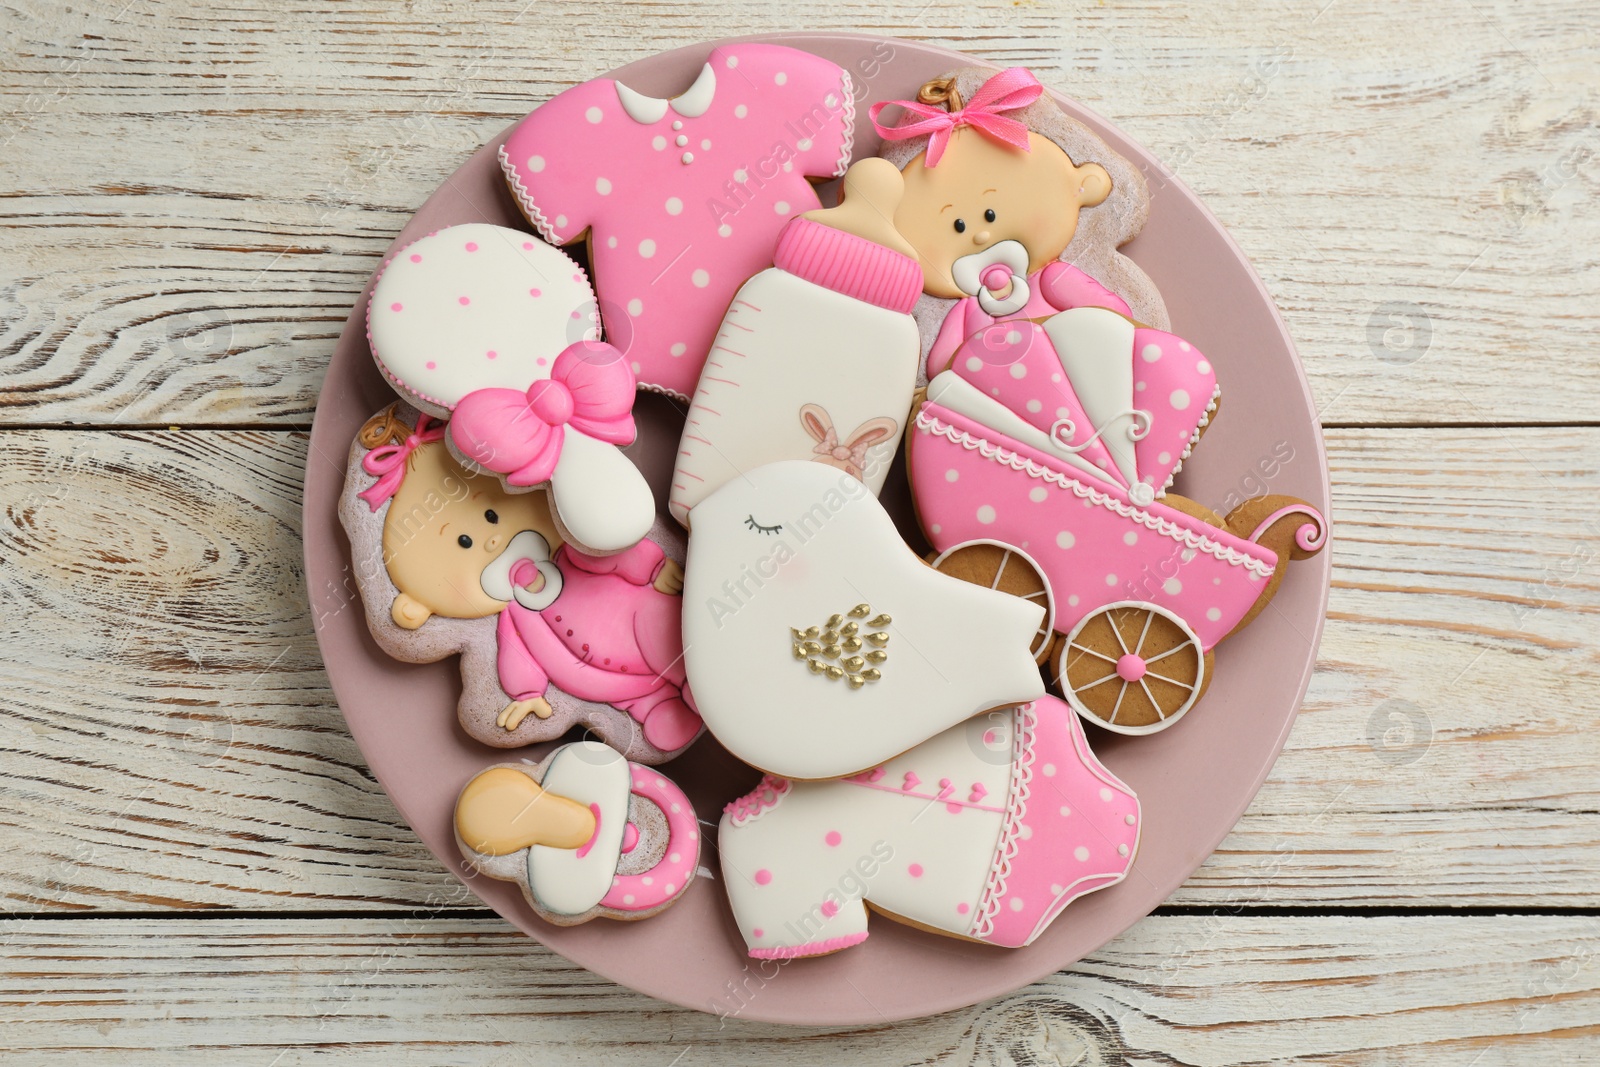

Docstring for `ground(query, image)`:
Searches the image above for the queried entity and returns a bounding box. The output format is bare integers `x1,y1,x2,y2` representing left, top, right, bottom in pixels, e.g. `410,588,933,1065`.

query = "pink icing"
772,217,922,313
824,831,842,847
970,696,1140,947
449,341,638,488
748,931,869,960
1247,503,1329,553
724,774,791,826
909,402,1277,649
575,803,603,859
1115,653,1147,682
621,823,639,854
498,43,855,400
754,869,773,886
600,763,699,912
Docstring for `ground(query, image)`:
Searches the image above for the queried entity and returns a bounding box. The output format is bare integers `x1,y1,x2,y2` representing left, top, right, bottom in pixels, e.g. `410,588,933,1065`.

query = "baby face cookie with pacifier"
872,66,1168,379
337,403,704,763
456,741,700,925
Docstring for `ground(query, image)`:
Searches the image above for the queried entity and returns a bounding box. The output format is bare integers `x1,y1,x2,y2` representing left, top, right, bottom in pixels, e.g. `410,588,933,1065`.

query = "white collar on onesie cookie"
613,63,716,124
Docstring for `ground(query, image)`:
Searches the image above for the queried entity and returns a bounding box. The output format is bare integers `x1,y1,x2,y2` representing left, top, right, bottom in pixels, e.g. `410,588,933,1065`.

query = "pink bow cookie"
449,341,638,487
869,67,1044,167
799,404,898,482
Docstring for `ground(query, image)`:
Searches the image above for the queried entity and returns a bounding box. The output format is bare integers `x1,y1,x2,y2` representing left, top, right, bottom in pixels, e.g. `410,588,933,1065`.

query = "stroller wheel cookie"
1057,601,1208,735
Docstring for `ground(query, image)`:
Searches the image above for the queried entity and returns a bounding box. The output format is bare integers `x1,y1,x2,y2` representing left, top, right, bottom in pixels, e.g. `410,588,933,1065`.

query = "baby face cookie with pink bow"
456,741,700,926
872,67,1168,378
337,404,703,763
368,222,655,555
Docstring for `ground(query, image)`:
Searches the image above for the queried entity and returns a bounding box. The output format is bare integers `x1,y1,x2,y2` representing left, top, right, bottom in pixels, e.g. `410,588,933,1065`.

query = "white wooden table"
3,1,1597,1062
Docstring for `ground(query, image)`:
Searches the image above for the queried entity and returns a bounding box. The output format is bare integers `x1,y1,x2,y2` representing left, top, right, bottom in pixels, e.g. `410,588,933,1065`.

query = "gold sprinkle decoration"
790,604,890,689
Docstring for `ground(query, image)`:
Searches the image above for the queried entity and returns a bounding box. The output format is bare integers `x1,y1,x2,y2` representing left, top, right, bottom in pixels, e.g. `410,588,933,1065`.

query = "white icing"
682,461,1045,780
525,742,632,915
547,431,656,554
719,714,1014,950
369,223,598,409
611,62,717,125
951,240,1031,316
926,371,1109,484
614,81,669,124
478,529,564,611
671,62,717,117
670,268,920,525
1040,308,1140,487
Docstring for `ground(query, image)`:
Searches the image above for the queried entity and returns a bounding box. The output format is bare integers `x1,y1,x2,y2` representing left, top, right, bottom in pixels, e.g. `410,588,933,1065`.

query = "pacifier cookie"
456,742,700,926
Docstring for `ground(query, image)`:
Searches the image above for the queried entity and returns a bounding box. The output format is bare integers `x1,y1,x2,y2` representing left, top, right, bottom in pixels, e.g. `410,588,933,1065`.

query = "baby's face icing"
894,129,1108,298
382,442,561,620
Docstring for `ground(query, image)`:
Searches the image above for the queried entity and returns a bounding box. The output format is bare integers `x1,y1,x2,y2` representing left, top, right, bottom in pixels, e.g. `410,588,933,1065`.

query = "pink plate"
304,33,1331,1025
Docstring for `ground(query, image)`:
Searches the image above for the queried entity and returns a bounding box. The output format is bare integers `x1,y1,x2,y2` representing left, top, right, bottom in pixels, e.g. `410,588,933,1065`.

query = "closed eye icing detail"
745,515,782,535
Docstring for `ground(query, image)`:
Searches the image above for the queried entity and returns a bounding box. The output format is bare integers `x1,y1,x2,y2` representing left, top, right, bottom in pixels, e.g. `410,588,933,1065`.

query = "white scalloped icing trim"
832,69,856,179
635,379,690,403
969,703,1037,940
497,141,563,246
915,409,1276,578
1156,382,1222,496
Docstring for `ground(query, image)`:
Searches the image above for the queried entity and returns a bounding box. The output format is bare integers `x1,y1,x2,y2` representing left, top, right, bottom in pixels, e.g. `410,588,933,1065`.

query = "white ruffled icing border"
497,141,563,246
969,703,1037,940
833,68,856,179
915,409,1276,578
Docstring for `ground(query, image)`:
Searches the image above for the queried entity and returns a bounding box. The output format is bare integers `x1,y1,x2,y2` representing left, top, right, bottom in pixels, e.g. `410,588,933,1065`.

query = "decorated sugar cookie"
669,159,924,525
908,313,1325,735
368,222,655,555
456,741,699,925
871,66,1168,376
499,42,856,401
718,694,1139,957
337,404,703,762
681,460,1047,781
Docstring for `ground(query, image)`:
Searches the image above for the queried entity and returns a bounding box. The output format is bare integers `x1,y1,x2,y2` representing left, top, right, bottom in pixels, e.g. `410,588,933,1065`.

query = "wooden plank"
1,1,1594,425
1,915,1597,1062
1,425,1596,912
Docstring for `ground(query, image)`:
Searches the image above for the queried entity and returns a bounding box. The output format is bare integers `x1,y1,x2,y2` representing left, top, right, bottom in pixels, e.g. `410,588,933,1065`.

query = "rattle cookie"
456,741,699,926
368,222,655,555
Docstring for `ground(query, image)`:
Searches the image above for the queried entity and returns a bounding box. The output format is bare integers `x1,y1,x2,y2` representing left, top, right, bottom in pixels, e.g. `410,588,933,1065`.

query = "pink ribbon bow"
869,67,1044,167
358,414,446,511
448,341,637,487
